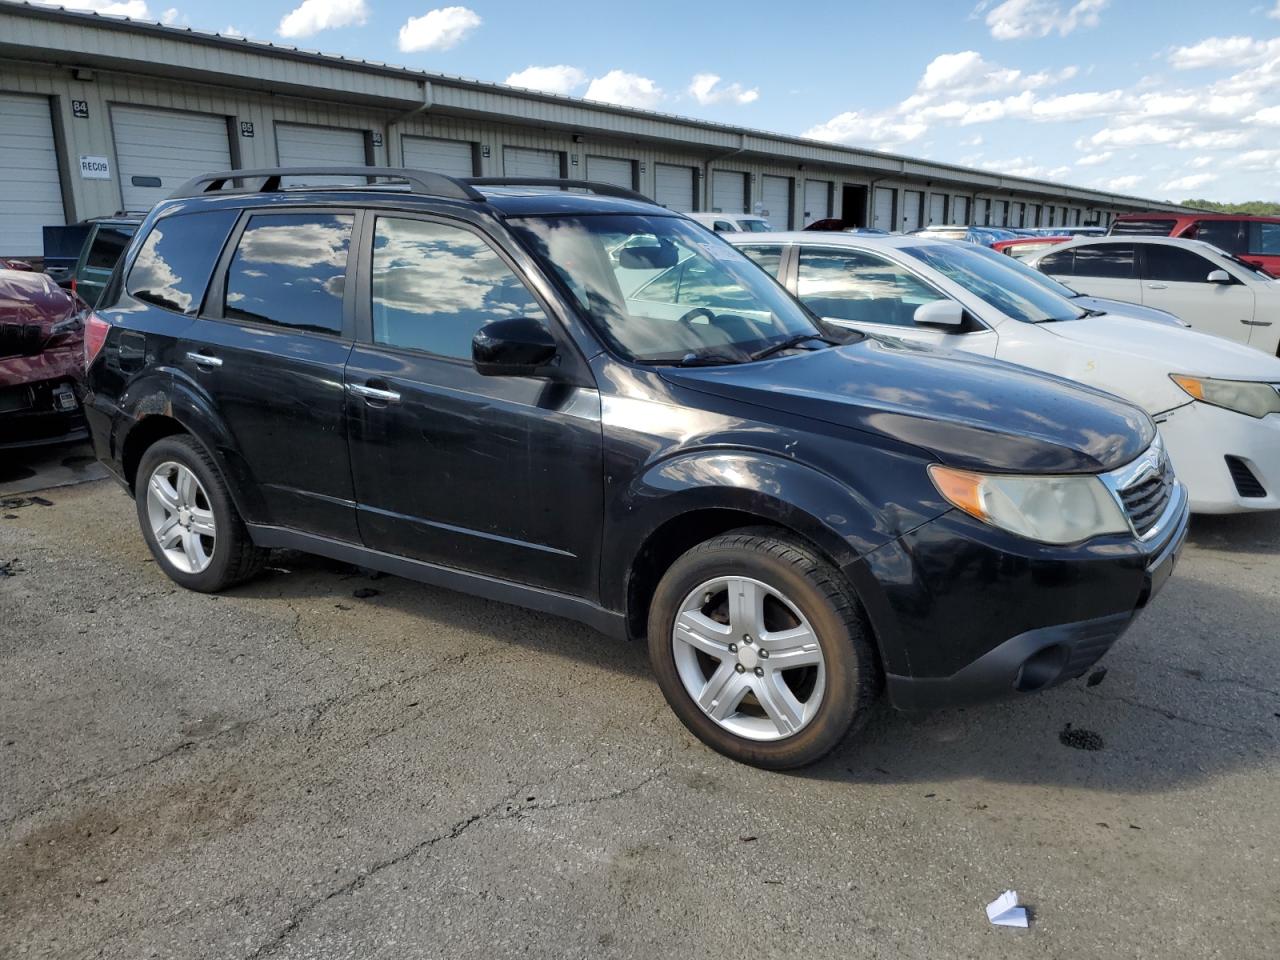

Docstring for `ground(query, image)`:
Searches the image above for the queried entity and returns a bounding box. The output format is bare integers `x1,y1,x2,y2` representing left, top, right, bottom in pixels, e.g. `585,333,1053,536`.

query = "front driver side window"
796,248,947,327
1142,244,1220,283
371,217,546,359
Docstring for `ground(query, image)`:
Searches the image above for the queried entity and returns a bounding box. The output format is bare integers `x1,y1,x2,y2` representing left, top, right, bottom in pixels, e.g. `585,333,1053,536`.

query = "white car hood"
1041,314,1280,380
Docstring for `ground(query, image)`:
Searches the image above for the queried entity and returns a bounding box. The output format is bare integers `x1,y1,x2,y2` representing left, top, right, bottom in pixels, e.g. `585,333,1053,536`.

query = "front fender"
113,366,267,523
601,448,942,615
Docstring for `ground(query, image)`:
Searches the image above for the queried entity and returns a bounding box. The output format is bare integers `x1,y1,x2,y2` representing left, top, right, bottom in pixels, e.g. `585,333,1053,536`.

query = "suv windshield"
510,214,826,363
901,242,1086,323
740,220,774,232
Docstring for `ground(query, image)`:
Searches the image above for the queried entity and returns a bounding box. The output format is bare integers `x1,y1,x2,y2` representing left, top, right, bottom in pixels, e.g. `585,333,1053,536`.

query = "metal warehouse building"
0,1,1190,258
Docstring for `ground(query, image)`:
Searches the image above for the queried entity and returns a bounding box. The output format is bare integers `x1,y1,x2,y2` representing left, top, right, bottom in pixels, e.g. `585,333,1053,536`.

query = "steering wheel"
677,307,717,325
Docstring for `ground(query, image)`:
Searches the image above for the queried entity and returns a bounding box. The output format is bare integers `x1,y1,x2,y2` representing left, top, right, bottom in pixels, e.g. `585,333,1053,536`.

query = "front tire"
647,527,879,769
135,435,265,592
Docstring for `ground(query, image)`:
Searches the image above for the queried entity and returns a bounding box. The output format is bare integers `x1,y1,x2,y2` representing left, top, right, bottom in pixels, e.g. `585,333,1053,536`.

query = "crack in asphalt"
241,762,669,960
1083,688,1275,739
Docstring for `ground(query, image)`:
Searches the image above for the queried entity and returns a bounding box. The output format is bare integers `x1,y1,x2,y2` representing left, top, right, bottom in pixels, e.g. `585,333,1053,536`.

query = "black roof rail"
464,178,651,204
170,167,485,202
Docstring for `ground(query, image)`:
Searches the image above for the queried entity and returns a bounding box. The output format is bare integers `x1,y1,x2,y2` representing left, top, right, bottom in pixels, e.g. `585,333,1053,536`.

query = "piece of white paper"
986,890,1029,928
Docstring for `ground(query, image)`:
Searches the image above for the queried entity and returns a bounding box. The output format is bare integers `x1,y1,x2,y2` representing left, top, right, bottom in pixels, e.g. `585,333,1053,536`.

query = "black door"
182,208,359,541
345,213,603,597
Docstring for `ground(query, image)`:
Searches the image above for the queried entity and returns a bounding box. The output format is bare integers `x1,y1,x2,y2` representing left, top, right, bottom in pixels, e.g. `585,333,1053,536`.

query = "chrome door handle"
186,351,223,368
347,383,401,403
1240,319,1273,326
1145,283,1168,290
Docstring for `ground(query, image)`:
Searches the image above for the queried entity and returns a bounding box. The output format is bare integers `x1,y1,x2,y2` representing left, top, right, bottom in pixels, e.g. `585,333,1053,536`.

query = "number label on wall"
240,121,254,138
72,100,89,118
79,155,111,180
371,132,383,147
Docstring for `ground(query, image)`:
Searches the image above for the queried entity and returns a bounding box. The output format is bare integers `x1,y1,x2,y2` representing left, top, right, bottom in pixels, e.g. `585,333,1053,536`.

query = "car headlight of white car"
1170,375,1280,419
928,465,1131,544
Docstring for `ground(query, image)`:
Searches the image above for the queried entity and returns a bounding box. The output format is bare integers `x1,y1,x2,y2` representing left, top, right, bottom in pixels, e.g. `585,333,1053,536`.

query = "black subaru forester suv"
84,167,1189,768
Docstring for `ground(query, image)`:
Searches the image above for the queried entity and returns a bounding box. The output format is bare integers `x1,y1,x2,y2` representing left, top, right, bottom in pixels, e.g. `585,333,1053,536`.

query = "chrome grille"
1117,449,1175,537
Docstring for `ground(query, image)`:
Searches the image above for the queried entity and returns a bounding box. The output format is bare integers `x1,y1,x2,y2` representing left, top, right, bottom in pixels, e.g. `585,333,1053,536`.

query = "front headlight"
1170,375,1280,419
929,464,1131,545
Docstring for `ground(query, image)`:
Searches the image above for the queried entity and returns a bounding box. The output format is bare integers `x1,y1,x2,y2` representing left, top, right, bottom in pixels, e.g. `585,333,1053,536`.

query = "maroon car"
1,269,87,449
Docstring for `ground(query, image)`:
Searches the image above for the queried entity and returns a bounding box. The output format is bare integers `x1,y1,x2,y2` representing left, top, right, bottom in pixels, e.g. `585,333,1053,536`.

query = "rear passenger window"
127,210,238,314
223,213,353,335
1189,220,1247,254
1142,244,1217,283
1037,249,1074,275
1109,219,1176,236
797,249,946,327
739,245,784,278
86,226,135,270
1249,222,1280,255
1072,245,1134,279
713,221,735,232
371,217,545,359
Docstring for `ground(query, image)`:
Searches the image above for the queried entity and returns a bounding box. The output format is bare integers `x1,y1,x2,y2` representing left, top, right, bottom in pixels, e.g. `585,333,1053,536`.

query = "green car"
42,216,141,308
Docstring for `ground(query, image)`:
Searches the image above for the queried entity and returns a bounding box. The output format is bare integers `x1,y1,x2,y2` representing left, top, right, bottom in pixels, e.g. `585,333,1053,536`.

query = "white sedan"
726,232,1280,514
1024,235,1280,356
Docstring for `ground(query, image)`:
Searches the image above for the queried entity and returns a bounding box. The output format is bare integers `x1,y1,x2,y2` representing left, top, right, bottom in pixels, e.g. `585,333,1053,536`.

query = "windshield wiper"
748,334,839,362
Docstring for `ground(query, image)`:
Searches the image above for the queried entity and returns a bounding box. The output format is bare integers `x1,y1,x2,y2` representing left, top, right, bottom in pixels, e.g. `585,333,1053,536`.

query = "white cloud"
803,111,928,149
584,70,663,109
1075,150,1112,166
1248,104,1280,124
1169,36,1280,70
222,24,244,37
397,6,481,53
1101,174,1143,191
278,0,367,38
504,65,586,96
983,0,1108,40
1189,155,1214,168
1162,172,1218,191
1270,1,1280,19
961,134,984,146
1029,89,1124,120
1227,148,1280,170
1086,122,1182,147
160,6,179,24
688,73,759,106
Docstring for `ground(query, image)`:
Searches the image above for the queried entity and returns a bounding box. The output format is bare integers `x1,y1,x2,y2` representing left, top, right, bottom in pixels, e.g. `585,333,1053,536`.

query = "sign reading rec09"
79,155,112,180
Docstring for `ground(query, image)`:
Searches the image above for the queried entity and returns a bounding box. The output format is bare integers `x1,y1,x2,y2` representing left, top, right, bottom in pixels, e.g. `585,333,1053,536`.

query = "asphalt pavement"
2,457,1277,959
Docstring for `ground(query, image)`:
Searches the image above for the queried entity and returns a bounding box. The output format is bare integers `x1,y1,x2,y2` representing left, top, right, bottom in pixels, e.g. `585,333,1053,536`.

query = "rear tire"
647,526,879,769
135,434,266,592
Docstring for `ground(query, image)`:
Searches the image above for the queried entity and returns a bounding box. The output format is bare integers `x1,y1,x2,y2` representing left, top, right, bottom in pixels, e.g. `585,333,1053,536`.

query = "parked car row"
77,168,1192,769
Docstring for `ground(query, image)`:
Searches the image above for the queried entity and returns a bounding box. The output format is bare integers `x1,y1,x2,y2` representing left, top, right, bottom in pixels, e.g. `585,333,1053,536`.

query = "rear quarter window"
126,210,238,314
85,225,136,270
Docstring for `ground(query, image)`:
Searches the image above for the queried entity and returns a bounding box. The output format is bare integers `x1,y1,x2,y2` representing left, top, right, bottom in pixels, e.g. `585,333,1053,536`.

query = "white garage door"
0,93,65,256
928,193,946,225
993,200,1009,226
873,187,895,231
113,104,231,211
654,163,695,211
402,136,473,177
950,196,969,224
803,179,831,225
902,190,924,231
586,156,634,190
712,171,747,214
504,146,561,178
761,175,791,230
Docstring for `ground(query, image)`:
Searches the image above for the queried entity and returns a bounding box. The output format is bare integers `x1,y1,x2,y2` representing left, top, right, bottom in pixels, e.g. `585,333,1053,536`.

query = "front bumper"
1159,401,1280,513
854,478,1190,712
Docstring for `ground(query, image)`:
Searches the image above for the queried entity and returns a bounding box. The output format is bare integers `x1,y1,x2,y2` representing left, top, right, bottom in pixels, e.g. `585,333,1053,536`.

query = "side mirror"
472,317,558,377
1206,269,1232,284
914,300,965,329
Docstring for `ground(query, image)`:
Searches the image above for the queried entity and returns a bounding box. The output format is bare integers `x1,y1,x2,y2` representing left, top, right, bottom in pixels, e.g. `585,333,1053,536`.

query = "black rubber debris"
352,587,381,599
1059,723,1104,751
1087,667,1108,687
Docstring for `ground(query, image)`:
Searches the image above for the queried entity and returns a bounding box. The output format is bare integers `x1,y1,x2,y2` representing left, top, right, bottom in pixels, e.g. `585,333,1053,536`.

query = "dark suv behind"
84,168,1189,768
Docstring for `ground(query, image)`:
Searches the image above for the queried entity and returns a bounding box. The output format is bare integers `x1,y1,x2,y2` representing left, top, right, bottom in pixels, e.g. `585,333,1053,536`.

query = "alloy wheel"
672,576,827,741
145,461,217,574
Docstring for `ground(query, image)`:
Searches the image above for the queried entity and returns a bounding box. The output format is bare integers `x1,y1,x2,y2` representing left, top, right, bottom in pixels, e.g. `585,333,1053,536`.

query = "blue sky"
60,0,1280,202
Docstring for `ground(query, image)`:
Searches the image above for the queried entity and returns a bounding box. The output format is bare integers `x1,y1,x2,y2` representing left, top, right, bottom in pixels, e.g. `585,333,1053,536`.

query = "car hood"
1041,314,1280,380
661,335,1154,474
1072,295,1188,327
